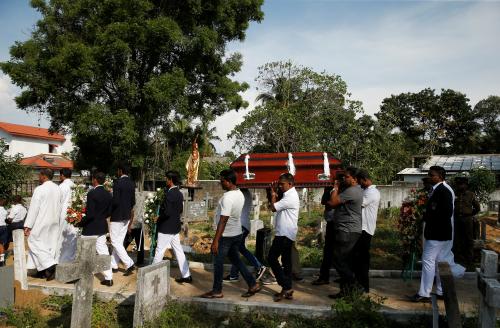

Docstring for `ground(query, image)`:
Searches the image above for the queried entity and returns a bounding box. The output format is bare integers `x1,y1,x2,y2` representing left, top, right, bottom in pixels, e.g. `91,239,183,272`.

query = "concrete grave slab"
0,266,14,308
133,260,170,327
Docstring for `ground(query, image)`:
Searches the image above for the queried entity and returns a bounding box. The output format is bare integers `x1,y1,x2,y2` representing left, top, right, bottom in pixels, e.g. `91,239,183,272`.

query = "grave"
0,266,14,308
477,250,500,328
55,236,111,328
12,229,28,290
250,219,264,237
133,260,170,327
184,200,208,222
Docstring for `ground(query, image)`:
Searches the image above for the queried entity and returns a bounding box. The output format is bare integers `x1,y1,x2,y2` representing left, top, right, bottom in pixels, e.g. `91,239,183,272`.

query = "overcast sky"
1,0,499,153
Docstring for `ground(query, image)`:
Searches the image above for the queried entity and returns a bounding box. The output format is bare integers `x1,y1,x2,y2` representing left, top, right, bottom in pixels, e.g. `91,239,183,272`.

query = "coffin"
230,152,342,188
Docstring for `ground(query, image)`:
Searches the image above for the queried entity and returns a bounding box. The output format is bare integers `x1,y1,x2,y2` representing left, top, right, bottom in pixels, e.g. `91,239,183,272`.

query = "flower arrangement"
397,188,428,261
144,188,165,241
66,184,88,227
104,176,114,193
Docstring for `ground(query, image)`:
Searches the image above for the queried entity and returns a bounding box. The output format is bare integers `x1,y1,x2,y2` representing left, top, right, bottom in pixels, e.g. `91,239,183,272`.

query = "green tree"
468,167,496,205
1,0,263,177
376,88,480,155
473,96,500,153
0,140,30,199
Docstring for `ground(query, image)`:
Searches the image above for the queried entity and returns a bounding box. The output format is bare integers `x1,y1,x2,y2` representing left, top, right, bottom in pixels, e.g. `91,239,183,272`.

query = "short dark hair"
429,166,446,180
117,162,130,175
344,166,359,178
356,169,371,181
279,173,295,184
166,170,181,185
93,172,106,185
13,195,23,204
40,168,54,180
60,168,72,178
220,169,237,185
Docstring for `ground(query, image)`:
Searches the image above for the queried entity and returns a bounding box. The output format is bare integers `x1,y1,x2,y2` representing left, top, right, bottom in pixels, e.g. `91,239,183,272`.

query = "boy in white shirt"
7,195,28,230
201,169,261,299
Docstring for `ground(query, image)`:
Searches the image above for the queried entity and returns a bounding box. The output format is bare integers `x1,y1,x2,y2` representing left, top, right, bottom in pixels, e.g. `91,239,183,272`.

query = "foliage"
230,60,412,184
376,88,498,155
473,96,500,153
468,167,496,205
333,292,394,328
0,307,46,328
1,0,264,173
199,158,231,180
0,139,29,200
144,188,165,238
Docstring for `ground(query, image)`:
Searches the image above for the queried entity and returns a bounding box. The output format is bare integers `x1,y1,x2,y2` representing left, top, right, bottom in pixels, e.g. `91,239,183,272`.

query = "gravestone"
477,250,500,328
250,219,264,237
56,236,111,328
252,193,261,220
12,229,28,290
0,266,14,308
184,200,208,222
133,260,170,327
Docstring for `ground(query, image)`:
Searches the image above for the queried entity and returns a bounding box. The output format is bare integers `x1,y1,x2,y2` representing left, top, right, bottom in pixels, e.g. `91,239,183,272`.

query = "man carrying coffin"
80,172,114,286
24,169,62,280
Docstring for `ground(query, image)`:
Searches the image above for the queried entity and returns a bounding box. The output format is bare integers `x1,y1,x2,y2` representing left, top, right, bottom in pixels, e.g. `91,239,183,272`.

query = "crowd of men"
0,162,486,303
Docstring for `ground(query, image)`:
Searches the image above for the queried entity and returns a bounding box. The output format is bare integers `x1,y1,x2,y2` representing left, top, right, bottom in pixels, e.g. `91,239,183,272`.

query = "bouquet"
397,188,428,261
66,185,88,227
104,176,114,193
144,188,165,254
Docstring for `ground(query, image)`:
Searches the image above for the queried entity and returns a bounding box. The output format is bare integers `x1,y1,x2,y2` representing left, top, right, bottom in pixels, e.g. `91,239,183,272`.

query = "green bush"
468,167,496,205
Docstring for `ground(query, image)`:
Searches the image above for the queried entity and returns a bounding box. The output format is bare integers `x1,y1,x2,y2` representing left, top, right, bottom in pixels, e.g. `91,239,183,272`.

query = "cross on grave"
477,249,500,328
151,274,160,295
56,236,111,328
12,229,28,290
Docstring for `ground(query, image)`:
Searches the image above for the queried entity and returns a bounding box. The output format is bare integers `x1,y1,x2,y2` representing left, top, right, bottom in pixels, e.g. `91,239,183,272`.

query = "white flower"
145,220,150,224
145,213,149,218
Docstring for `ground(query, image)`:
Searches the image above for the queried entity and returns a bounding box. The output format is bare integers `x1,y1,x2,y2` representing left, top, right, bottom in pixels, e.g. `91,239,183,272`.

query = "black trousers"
124,227,145,265
319,221,335,281
268,236,293,290
332,230,360,291
453,215,474,267
352,231,372,292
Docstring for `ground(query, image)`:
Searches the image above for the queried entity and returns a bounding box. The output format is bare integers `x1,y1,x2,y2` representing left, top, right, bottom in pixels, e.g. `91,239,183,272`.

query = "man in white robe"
24,168,62,280
57,168,77,263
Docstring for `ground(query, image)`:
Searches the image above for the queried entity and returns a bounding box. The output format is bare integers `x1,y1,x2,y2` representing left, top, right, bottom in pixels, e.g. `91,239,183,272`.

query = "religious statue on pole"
185,136,200,200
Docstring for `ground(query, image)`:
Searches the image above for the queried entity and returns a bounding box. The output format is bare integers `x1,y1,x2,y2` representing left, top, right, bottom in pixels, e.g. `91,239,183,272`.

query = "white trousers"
110,220,134,270
153,233,191,278
418,240,449,297
96,235,113,281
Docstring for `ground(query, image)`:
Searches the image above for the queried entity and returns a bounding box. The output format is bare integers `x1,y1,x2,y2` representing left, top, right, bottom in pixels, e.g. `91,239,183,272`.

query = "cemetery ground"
1,210,498,327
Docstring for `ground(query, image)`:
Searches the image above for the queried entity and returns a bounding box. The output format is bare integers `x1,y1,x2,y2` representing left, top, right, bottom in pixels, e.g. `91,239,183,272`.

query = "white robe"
57,179,78,263
25,180,62,271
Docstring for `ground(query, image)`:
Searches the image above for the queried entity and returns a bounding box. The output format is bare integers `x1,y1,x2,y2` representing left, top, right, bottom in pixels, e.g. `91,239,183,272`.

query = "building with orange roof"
0,121,73,159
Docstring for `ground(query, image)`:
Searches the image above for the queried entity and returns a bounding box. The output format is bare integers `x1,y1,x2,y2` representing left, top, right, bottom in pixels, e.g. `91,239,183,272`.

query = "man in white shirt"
224,188,266,282
24,169,62,280
268,173,300,302
352,169,380,293
201,169,261,299
57,168,77,263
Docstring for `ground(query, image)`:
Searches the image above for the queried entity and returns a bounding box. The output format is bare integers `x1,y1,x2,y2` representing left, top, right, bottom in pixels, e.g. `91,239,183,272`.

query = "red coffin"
230,152,343,188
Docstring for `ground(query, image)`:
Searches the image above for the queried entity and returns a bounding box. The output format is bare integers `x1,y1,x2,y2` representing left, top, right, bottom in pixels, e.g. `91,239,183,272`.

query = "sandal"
273,289,293,302
200,291,224,299
241,282,262,297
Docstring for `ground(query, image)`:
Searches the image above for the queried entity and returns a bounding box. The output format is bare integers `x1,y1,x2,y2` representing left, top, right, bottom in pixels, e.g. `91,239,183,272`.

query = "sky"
1,0,499,153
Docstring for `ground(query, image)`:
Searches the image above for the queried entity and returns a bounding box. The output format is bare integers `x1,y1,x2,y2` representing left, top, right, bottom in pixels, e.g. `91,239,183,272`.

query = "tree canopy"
1,0,264,175
0,140,29,200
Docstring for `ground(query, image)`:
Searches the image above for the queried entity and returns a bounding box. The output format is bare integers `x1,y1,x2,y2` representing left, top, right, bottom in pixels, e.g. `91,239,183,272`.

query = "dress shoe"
241,282,262,298
101,280,114,287
112,268,119,273
273,289,294,302
123,265,136,276
311,278,330,286
45,265,57,281
175,276,193,284
408,293,431,303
